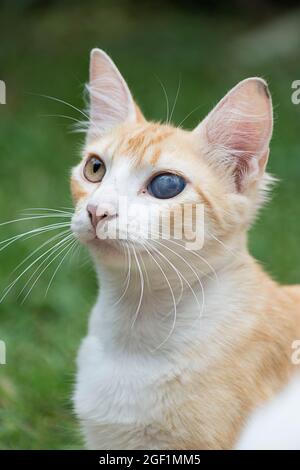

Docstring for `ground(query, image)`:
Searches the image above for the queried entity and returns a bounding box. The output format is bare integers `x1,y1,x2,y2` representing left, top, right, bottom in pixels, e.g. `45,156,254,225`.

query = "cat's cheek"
71,214,95,244
70,173,90,204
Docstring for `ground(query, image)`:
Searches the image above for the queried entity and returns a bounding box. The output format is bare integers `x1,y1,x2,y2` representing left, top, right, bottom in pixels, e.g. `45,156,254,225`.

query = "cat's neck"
87,236,259,357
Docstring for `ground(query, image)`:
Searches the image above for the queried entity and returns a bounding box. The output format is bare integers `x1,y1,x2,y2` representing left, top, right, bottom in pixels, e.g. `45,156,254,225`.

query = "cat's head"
71,49,273,268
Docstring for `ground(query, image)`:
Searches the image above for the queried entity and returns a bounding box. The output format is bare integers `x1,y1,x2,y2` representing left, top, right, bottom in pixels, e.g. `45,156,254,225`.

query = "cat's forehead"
85,122,191,166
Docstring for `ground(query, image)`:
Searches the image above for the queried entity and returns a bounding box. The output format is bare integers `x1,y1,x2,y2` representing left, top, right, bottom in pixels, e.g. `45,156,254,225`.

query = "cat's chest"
73,334,237,449
74,335,180,427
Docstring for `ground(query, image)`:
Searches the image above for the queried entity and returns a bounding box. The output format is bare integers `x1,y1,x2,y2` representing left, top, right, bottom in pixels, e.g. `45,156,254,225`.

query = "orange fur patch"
115,124,174,164
71,177,87,203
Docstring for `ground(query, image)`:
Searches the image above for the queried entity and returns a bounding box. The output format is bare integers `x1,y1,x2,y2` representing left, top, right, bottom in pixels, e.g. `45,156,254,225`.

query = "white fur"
236,374,300,450
73,248,255,449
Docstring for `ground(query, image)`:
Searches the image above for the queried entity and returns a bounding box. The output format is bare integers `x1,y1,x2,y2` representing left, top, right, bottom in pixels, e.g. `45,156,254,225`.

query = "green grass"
0,2,300,449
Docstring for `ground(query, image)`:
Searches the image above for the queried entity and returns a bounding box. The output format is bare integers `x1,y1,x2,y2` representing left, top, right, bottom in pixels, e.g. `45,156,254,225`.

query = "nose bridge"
91,180,119,209
87,178,119,228
90,161,132,205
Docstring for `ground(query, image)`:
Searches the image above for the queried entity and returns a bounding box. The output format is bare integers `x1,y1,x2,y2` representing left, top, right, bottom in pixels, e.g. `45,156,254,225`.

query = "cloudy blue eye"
148,173,186,199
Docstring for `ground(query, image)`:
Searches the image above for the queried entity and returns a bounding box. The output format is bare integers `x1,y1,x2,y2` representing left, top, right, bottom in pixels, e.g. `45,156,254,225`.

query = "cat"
71,48,300,449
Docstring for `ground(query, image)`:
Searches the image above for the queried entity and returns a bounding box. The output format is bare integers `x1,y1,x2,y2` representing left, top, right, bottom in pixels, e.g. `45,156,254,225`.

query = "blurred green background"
0,0,300,449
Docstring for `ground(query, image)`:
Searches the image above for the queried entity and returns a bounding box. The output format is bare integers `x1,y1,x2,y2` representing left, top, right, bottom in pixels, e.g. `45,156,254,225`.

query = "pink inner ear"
199,78,273,192
87,49,138,140
220,120,268,191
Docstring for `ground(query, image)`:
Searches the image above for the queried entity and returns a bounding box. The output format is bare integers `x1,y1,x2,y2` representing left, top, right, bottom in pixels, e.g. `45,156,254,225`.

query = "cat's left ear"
193,78,273,192
87,48,144,141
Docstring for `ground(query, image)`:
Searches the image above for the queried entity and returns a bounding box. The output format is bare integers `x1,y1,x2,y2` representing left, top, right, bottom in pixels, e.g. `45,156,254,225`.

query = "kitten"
71,49,300,449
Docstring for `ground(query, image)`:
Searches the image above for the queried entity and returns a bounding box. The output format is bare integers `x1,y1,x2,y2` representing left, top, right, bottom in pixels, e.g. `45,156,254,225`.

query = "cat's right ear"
87,49,144,141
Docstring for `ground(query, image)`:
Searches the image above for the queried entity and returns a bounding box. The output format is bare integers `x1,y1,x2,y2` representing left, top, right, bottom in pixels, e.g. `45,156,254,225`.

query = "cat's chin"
88,237,123,255
87,237,148,261
87,237,139,260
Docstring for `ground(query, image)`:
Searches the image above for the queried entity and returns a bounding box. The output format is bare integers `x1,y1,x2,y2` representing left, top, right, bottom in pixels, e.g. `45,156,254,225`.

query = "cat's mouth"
87,235,133,254
71,214,151,255
87,233,150,257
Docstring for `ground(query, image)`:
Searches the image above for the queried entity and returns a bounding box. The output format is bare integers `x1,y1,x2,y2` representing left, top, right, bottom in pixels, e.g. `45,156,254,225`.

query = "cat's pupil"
93,161,101,173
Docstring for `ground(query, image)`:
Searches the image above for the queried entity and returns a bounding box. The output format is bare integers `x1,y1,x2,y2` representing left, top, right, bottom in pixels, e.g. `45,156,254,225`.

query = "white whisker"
147,240,203,317
178,103,204,128
21,238,76,304
137,247,151,291
130,244,144,328
31,92,104,139
17,235,74,300
0,215,71,227
30,93,90,122
161,237,218,283
45,240,78,296
142,238,183,307
154,75,170,123
113,243,132,306
153,239,205,323
169,75,181,124
0,222,70,253
142,240,177,351
23,207,73,215
11,229,71,276
0,234,74,303
41,114,82,125
208,231,240,259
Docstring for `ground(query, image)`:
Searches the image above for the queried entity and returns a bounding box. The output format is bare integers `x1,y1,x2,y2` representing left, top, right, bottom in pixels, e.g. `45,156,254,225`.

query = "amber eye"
83,155,106,183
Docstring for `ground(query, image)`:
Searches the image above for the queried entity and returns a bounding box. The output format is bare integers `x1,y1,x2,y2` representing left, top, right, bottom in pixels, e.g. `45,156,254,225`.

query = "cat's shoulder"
283,284,300,304
281,285,300,324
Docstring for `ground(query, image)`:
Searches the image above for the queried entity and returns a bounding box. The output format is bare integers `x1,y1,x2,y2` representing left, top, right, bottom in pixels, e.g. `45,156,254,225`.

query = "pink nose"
87,203,117,229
